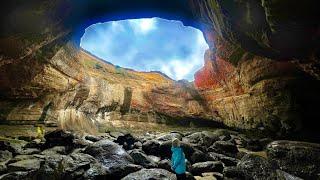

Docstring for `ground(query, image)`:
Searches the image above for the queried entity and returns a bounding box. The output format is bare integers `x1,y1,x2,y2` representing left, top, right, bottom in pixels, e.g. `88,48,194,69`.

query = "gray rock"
267,140,320,179
121,168,177,180
191,161,224,176
156,133,183,142
0,150,12,163
83,139,136,178
85,135,102,142
237,154,277,180
276,170,303,180
0,171,34,180
209,141,238,157
142,140,160,155
223,166,246,179
19,148,41,155
129,149,157,168
148,155,161,164
0,163,7,174
41,146,67,155
190,150,213,164
44,130,75,149
133,141,142,149
209,152,239,166
107,164,143,179
7,158,44,172
158,159,172,171
6,155,37,164
83,162,108,180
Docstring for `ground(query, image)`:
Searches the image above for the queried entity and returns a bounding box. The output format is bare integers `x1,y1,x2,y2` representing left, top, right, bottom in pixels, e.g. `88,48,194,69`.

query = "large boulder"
43,130,75,150
83,139,138,178
121,168,177,180
7,158,44,172
190,161,224,176
209,152,239,167
208,141,238,157
190,150,214,164
237,154,277,180
142,140,160,155
267,140,320,179
129,149,157,168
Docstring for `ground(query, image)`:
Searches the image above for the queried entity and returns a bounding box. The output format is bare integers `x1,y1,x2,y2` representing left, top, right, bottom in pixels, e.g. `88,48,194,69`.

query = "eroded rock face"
194,34,320,137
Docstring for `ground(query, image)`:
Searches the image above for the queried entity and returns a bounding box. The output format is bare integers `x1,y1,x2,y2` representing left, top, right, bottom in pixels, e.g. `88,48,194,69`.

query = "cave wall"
0,0,319,137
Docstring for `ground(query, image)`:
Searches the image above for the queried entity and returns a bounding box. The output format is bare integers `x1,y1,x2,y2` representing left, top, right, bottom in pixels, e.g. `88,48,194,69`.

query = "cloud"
80,18,208,81
129,18,157,34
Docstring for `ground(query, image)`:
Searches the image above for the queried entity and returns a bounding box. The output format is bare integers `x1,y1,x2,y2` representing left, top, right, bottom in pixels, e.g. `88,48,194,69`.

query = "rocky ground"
1,128,319,180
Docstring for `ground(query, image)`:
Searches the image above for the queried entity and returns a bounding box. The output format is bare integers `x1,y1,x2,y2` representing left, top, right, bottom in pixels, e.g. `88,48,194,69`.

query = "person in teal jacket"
171,138,186,180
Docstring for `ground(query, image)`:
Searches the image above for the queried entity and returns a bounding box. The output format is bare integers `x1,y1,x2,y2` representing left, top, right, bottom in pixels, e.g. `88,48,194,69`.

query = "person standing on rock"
171,138,186,180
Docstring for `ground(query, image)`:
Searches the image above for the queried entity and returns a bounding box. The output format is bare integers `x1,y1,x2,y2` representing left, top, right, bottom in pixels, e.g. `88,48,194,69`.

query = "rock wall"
0,44,215,130
194,31,320,137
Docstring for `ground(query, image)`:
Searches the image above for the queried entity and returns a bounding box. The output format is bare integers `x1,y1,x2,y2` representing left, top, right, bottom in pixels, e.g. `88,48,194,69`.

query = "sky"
80,17,208,81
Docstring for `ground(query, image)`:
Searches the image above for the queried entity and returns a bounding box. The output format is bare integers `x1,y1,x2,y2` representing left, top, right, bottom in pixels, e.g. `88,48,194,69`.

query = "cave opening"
80,17,209,81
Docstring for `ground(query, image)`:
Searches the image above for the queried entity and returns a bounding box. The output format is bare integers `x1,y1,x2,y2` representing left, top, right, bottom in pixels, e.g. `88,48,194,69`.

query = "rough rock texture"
194,33,320,138
121,168,177,180
267,140,320,179
0,47,215,130
1,0,320,138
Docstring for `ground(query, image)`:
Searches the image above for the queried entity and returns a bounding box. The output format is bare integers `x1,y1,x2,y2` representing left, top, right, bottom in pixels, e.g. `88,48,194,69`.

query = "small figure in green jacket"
171,138,186,180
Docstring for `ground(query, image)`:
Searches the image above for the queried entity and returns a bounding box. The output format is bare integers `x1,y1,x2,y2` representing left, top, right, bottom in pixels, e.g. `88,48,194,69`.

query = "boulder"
24,139,43,149
223,166,246,179
129,149,157,168
142,140,160,155
106,164,143,179
0,171,34,180
85,135,102,142
209,152,239,167
190,161,224,176
208,141,238,157
83,139,137,178
133,141,142,149
36,154,68,180
82,162,108,180
190,150,213,164
114,134,137,150
156,133,183,142
0,150,12,163
41,146,67,155
121,168,177,180
0,141,16,154
0,162,7,174
7,158,44,172
43,130,75,150
19,148,41,155
276,170,303,180
6,154,44,164
237,154,277,179
158,159,172,171
267,140,320,179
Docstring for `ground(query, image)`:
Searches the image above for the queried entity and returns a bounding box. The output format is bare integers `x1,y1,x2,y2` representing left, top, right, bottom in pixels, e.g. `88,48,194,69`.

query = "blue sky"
80,18,208,81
